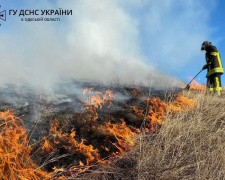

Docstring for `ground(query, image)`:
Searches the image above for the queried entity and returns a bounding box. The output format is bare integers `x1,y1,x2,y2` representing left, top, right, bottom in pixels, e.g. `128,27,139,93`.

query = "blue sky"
0,0,224,88
181,0,225,85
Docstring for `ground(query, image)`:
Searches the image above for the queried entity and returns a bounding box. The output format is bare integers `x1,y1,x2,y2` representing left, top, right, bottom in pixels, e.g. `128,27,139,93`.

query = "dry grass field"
79,89,225,180
2,85,225,180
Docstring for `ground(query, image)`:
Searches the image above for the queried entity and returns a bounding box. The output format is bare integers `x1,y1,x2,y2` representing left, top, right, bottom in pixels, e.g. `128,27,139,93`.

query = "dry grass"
78,90,225,180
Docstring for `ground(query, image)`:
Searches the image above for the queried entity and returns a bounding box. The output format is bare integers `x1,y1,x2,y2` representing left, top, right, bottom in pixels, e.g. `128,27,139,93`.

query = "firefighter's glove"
202,64,208,70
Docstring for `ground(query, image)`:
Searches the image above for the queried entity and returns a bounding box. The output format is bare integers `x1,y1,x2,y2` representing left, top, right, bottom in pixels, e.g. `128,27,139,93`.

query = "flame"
96,119,139,153
42,137,54,153
45,117,138,168
83,87,93,96
41,89,137,175
84,89,116,109
48,119,103,166
101,145,109,152
132,106,145,119
53,166,64,173
133,94,196,131
79,161,84,166
0,109,52,179
188,78,206,91
0,88,196,179
80,89,116,122
170,94,196,110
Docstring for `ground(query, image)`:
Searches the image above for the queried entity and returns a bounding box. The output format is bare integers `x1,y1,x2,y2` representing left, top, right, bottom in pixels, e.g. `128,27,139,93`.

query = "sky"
0,0,224,90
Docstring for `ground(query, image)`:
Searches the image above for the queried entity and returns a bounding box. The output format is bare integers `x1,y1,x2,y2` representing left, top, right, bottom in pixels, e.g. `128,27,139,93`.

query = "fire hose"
184,69,203,90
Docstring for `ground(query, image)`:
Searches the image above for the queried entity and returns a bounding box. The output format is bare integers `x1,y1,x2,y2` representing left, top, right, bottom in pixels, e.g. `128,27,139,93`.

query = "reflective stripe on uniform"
214,77,222,91
207,68,224,77
211,52,223,68
207,87,214,91
207,52,224,77
214,87,222,90
210,52,218,56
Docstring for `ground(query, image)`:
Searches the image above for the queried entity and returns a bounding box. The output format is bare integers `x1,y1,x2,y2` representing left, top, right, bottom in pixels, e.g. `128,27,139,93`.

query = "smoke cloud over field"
0,0,215,89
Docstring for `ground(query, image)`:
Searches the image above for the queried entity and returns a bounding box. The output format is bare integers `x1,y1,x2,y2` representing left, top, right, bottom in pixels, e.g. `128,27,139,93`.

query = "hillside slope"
81,90,225,180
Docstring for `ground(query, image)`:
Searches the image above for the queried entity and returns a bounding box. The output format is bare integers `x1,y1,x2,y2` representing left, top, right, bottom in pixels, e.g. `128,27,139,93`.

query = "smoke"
0,0,216,90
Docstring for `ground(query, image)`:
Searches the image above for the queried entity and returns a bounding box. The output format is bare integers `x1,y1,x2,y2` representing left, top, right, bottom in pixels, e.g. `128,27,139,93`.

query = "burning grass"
132,93,196,131
83,90,225,180
0,110,53,179
189,79,206,91
0,86,199,179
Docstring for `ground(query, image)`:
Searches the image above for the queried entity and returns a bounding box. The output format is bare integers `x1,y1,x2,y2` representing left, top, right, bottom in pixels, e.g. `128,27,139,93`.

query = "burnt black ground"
0,80,182,171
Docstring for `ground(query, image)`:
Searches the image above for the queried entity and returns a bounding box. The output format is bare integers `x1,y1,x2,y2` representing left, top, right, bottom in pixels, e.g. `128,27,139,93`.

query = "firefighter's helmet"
201,41,211,51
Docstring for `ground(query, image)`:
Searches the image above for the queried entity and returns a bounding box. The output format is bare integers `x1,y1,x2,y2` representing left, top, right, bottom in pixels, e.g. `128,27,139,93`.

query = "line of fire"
0,80,205,179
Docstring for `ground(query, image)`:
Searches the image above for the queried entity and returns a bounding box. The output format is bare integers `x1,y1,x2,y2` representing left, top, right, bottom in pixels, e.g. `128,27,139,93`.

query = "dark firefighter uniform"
201,41,223,96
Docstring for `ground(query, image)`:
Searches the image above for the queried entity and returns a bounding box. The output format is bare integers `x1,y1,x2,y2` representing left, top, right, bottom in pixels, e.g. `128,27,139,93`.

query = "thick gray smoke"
0,0,215,90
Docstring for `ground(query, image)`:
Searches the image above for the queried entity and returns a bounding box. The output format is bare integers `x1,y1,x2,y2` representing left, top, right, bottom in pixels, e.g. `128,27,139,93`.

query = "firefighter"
201,41,223,96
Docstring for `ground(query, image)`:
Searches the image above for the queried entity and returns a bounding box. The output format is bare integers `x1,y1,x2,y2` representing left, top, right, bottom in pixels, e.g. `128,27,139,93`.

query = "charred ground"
0,80,187,179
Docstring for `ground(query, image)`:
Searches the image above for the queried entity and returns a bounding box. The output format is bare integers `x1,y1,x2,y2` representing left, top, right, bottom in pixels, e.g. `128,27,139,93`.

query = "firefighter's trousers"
207,73,222,96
